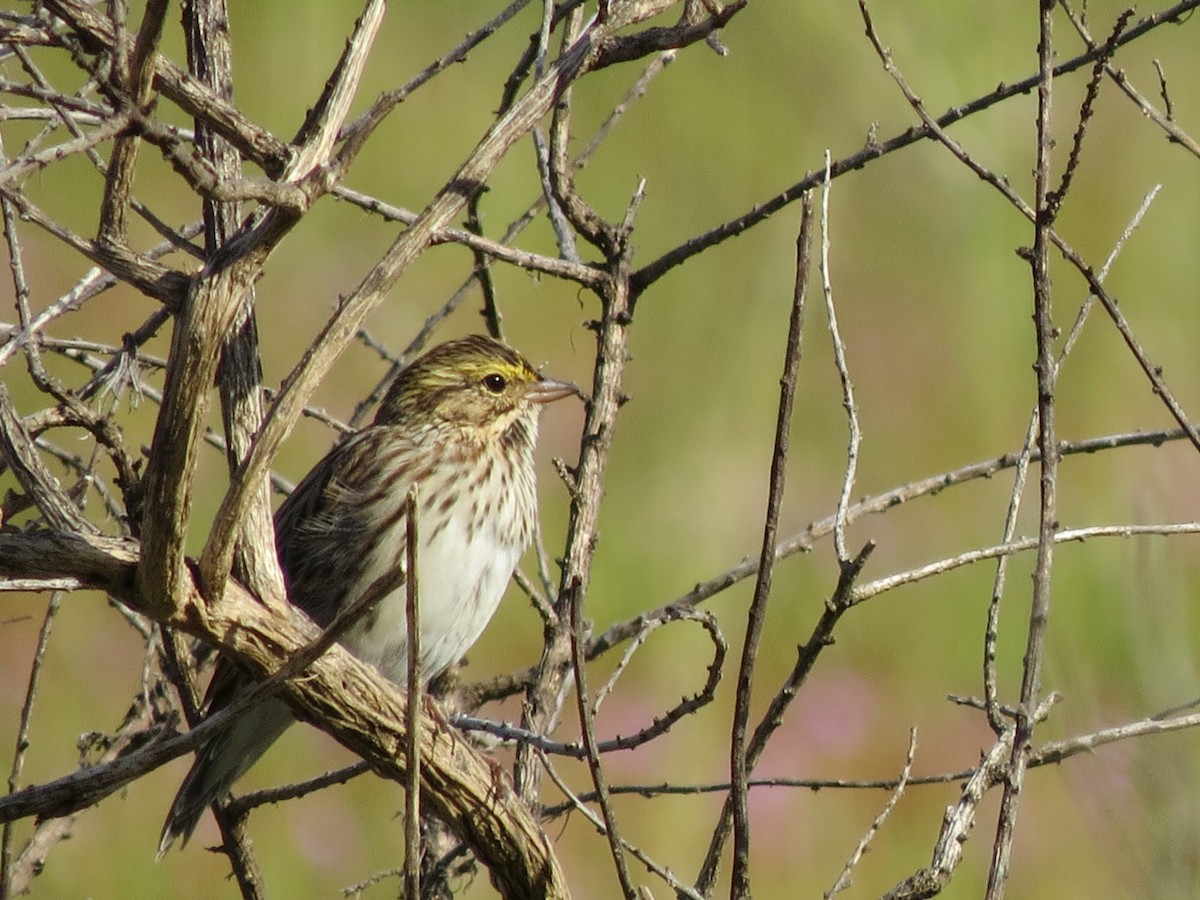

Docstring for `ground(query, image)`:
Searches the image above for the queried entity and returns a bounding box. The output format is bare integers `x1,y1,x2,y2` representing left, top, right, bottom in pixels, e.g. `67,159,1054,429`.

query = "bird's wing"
273,426,414,628
195,426,414,717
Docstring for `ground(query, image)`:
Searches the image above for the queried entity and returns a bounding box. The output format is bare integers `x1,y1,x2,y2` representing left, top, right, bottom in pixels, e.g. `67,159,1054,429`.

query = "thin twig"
853,523,1200,604
983,410,1036,736
1,593,62,896
541,752,705,900
986,6,1059,896
819,152,860,565
1048,10,1132,217
695,540,875,896
826,728,917,899
457,607,724,755
227,762,370,818
729,190,813,899
404,486,421,900
984,184,1160,734
568,577,638,898
466,193,505,341
97,0,170,243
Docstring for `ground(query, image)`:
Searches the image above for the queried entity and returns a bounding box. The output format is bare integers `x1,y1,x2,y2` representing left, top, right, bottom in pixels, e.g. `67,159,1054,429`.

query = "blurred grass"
3,0,1200,897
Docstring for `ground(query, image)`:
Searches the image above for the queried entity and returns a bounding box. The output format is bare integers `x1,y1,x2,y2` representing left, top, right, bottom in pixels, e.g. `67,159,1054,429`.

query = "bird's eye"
482,373,507,394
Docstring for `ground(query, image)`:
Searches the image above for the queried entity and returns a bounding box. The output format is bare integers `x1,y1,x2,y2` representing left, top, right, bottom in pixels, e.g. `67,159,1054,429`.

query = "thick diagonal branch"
0,530,570,900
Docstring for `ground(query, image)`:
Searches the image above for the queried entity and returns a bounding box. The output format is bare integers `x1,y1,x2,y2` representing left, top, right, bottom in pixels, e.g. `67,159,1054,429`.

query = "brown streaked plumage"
158,334,576,855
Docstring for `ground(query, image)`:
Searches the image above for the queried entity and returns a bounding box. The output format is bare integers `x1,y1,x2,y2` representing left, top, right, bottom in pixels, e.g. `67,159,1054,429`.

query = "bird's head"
376,335,578,440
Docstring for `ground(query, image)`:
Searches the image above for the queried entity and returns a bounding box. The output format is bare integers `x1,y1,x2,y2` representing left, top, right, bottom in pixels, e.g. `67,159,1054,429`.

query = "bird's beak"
530,376,583,404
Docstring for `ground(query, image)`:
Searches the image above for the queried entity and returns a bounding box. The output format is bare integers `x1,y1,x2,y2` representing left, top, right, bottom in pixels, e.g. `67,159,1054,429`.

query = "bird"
158,334,578,855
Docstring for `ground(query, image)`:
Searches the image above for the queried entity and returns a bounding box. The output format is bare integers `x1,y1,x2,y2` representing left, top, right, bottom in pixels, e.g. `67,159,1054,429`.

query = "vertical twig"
404,486,422,900
982,414,1036,736
695,194,833,897
546,7,612,255
1,146,45,391
534,0,581,262
185,0,285,609
986,4,1059,897
1,129,83,410
1,594,63,897
514,155,637,807
97,0,170,243
728,192,813,899
983,185,1160,734
181,2,273,886
465,193,505,341
568,577,637,898
819,151,861,565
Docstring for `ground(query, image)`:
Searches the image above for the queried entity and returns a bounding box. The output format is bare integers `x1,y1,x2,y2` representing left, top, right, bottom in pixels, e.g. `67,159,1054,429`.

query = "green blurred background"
3,1,1200,897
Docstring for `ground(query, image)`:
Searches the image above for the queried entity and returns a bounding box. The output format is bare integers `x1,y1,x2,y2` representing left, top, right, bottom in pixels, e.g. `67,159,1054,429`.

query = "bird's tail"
157,697,295,858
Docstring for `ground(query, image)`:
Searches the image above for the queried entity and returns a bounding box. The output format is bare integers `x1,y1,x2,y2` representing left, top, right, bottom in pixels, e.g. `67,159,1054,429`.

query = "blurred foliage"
3,1,1200,898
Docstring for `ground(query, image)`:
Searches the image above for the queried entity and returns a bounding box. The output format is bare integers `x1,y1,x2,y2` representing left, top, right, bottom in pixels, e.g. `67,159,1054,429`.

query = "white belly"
340,485,527,683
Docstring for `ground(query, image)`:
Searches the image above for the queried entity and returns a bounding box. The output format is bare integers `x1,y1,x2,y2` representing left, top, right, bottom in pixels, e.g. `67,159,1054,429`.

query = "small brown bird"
158,334,577,854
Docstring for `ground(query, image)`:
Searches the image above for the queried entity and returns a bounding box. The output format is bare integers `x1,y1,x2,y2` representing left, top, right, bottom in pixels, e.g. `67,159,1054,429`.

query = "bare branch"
569,576,638,898
729,190,813,898
827,729,917,899
97,0,170,243
404,486,422,900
